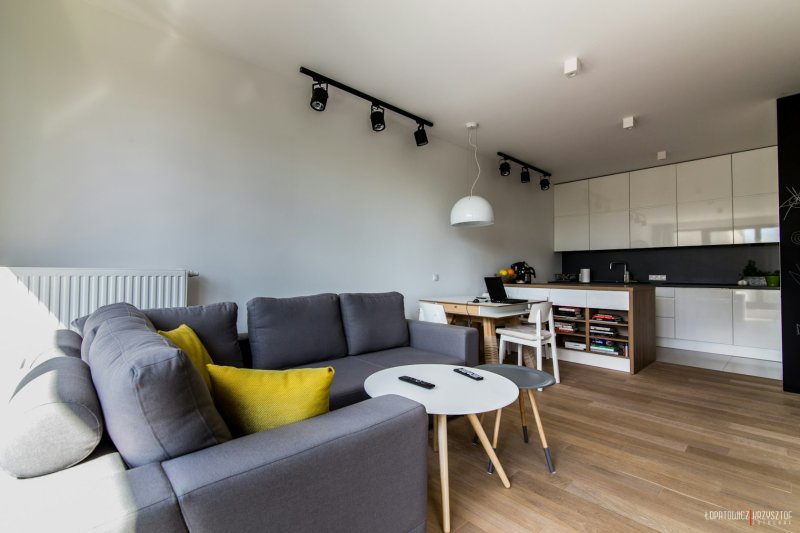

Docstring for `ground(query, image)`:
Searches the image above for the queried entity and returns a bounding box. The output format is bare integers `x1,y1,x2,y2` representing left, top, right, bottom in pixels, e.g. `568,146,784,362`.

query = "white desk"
420,296,539,364
364,364,518,533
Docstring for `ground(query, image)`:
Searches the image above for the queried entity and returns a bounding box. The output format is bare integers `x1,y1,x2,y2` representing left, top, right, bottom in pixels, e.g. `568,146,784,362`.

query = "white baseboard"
656,337,781,362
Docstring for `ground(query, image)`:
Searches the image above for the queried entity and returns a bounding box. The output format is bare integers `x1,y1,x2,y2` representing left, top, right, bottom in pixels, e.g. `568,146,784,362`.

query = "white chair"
496,301,560,383
418,302,448,324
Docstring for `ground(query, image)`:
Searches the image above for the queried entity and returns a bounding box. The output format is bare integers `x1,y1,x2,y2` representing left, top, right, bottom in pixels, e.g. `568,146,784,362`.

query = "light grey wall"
0,0,557,330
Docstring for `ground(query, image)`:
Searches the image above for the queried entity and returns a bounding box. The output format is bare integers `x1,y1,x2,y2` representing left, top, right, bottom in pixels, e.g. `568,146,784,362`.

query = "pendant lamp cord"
468,127,481,197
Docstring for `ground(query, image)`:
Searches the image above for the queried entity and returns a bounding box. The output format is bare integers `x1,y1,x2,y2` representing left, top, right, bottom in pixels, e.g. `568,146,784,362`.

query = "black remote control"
398,376,435,389
454,367,484,381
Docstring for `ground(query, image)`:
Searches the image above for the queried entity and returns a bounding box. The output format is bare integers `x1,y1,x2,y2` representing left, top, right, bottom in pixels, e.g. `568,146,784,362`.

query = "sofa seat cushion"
357,347,465,369
144,302,243,367
88,315,231,468
339,292,409,355
78,302,149,361
296,356,384,410
247,294,348,369
0,356,103,478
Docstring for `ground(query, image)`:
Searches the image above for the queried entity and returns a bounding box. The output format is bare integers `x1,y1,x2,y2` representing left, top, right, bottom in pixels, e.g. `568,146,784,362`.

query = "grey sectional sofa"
1,292,478,532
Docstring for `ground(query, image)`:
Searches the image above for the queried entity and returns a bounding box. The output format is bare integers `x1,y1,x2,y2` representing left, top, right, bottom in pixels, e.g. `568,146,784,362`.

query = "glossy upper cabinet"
554,180,589,251
589,173,629,250
732,147,779,244
676,155,733,246
629,166,677,248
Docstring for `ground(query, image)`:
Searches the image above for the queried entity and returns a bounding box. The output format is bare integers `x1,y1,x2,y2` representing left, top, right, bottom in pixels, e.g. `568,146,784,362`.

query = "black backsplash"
561,244,779,284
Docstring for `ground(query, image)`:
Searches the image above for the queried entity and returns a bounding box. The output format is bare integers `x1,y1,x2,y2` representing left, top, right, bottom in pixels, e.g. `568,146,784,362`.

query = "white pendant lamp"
451,122,494,227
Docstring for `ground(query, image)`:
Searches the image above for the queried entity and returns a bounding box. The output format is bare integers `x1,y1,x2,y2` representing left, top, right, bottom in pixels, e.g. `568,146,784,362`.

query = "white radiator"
8,268,189,328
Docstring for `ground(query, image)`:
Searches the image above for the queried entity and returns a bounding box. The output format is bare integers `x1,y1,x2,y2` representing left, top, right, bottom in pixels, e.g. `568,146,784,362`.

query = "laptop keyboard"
490,298,527,304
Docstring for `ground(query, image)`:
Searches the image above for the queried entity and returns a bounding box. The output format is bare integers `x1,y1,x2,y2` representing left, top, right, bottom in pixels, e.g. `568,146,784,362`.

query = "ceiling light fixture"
496,151,551,189
451,123,494,227
310,82,328,111
370,105,386,132
564,57,581,78
414,124,428,147
300,66,433,146
623,116,636,129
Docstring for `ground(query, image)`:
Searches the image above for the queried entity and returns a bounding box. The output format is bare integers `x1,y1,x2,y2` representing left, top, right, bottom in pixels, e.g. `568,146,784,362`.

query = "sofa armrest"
162,395,428,533
407,319,479,367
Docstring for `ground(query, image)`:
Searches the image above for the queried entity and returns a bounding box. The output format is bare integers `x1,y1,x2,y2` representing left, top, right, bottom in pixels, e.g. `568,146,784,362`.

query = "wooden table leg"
518,392,529,443
482,319,499,364
466,413,511,488
437,414,451,532
487,408,503,474
527,390,555,474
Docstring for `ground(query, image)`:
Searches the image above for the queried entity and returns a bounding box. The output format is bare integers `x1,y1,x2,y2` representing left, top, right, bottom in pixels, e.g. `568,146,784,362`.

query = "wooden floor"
425,361,800,532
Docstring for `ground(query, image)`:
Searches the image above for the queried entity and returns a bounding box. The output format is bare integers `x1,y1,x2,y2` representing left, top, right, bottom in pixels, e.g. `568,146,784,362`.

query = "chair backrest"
418,302,448,324
526,301,553,331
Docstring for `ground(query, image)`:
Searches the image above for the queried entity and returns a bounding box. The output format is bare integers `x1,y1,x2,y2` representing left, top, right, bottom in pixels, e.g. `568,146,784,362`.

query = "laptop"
484,277,528,304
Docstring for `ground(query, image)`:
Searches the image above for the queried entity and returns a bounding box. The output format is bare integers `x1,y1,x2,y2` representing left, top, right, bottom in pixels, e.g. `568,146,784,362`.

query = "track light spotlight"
370,105,386,132
414,124,428,147
520,167,531,183
540,177,551,190
310,82,328,112
499,159,511,176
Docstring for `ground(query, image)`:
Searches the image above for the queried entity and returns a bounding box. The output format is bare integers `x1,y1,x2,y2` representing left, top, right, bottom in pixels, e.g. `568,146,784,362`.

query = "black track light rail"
300,67,433,128
497,152,551,177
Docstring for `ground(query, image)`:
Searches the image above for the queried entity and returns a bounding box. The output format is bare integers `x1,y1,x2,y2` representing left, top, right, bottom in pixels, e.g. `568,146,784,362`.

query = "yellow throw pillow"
159,324,214,391
206,365,334,435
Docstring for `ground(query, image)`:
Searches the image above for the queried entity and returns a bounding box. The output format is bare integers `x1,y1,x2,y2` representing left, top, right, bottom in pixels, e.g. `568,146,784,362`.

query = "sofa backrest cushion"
144,302,243,367
78,302,148,361
339,292,409,355
88,315,231,468
247,294,348,369
0,356,103,478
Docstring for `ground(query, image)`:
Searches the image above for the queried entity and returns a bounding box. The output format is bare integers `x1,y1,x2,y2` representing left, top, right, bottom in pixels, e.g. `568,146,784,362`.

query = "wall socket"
649,274,667,281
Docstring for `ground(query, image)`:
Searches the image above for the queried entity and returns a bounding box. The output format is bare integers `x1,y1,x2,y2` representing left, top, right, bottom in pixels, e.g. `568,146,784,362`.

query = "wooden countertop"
506,282,655,292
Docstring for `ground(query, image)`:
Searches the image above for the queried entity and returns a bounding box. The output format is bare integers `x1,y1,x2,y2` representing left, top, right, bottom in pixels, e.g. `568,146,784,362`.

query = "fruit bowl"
500,274,516,283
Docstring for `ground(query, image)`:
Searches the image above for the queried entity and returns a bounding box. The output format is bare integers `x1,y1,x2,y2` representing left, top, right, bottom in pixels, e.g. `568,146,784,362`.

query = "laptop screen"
484,277,508,301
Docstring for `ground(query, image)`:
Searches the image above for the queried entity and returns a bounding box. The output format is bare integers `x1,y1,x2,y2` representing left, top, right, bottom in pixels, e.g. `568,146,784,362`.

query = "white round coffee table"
364,364,518,533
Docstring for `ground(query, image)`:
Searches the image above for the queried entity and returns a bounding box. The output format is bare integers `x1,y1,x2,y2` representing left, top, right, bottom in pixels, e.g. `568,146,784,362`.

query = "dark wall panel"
562,245,779,285
778,93,800,393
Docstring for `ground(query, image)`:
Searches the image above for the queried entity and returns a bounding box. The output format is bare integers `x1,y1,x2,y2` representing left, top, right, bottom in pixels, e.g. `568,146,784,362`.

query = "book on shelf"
554,306,583,320
591,312,624,323
564,340,586,350
554,321,578,334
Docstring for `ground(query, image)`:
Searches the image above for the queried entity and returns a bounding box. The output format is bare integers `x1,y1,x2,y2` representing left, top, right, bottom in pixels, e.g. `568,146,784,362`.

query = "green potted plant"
741,260,767,286
765,270,780,287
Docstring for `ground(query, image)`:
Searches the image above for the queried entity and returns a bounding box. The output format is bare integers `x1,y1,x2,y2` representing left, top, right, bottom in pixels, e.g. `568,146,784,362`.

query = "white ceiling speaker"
564,57,581,77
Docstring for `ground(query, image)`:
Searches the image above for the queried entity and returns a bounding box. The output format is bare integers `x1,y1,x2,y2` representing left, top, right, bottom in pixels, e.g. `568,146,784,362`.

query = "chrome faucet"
610,261,630,283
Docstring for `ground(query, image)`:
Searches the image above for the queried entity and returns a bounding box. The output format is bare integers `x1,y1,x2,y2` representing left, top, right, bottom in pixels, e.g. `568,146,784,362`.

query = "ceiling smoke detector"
564,57,581,78
622,116,636,129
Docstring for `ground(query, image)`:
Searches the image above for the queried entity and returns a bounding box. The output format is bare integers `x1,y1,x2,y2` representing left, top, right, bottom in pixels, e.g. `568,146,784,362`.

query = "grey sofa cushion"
78,302,148,361
88,315,231,468
339,292,409,355
0,356,103,478
296,356,384,410
247,294,348,369
357,346,465,368
144,302,243,367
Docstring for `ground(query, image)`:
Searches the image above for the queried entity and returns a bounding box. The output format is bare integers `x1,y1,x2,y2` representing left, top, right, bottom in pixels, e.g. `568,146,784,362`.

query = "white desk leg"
466,413,511,488
437,414,450,532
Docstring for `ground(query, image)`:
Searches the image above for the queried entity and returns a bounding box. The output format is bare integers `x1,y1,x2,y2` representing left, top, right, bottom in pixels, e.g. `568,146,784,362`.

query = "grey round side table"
476,363,557,474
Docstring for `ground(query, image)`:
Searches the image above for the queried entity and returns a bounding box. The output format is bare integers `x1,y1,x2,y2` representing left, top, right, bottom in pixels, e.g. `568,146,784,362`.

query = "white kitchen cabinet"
733,290,781,350
587,290,629,310
677,198,733,246
655,297,674,317
677,155,732,202
675,288,733,344
590,173,629,213
655,287,675,298
554,215,589,251
630,165,676,208
590,210,630,250
554,180,589,217
630,205,678,248
549,289,587,308
733,193,779,244
732,147,778,197
505,286,550,302
656,317,675,338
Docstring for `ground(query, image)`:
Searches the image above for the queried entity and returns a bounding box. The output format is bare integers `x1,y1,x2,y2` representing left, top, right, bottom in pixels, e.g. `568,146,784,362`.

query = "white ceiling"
90,0,800,182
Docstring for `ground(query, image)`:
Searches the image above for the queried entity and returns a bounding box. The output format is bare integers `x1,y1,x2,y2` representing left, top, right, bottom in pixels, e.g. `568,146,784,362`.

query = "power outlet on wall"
649,274,667,281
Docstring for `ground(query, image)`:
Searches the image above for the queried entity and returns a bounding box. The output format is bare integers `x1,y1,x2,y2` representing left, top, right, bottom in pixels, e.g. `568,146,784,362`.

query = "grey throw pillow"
0,356,103,478
88,315,231,468
247,294,348,369
78,302,149,361
143,302,243,367
339,292,409,355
